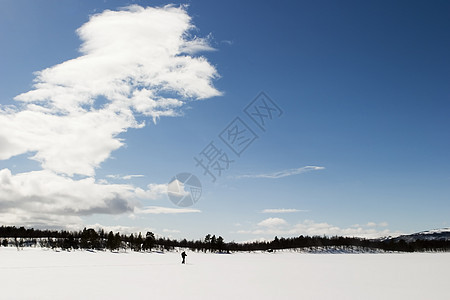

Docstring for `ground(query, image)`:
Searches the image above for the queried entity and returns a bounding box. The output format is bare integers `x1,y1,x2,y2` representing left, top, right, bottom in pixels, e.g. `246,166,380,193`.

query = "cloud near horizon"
0,5,220,228
0,168,172,227
238,218,402,239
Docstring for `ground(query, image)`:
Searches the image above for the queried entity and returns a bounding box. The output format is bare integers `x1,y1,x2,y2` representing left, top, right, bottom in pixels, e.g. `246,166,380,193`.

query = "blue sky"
0,0,449,241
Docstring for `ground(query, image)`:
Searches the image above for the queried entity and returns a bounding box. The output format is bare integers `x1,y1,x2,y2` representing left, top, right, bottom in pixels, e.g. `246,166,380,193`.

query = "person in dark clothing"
181,251,187,264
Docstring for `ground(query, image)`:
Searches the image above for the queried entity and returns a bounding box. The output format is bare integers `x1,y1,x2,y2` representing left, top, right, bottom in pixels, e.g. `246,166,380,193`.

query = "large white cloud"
16,5,220,108
1,4,220,177
0,5,220,228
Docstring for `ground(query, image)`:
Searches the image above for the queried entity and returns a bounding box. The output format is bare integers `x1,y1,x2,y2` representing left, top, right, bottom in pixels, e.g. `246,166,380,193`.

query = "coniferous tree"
217,236,224,252
143,232,155,251
204,234,211,252
114,233,122,251
129,234,135,251
134,233,143,251
210,235,217,252
106,231,116,251
80,228,100,249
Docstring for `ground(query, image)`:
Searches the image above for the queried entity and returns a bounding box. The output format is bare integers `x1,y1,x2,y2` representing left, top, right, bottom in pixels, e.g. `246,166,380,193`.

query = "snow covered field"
1,248,448,299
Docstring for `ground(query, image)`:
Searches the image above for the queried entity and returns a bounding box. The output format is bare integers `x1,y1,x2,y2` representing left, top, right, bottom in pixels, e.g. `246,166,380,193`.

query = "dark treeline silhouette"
1,226,449,253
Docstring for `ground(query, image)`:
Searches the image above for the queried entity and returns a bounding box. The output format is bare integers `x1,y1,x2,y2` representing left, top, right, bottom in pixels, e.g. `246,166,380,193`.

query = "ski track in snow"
0,248,448,299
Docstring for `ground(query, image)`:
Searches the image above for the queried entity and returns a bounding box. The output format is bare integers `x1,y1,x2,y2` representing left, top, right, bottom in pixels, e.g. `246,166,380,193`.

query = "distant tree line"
0,226,156,252
0,226,449,253
225,235,450,252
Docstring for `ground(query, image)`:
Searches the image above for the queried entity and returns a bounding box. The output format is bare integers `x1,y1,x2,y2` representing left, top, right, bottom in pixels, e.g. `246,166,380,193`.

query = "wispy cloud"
123,175,144,180
107,174,145,180
136,206,201,214
261,208,308,213
221,40,233,45
236,166,325,179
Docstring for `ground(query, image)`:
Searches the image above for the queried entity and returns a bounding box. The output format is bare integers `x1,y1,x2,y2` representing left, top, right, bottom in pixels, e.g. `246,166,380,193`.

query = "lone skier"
181,251,187,264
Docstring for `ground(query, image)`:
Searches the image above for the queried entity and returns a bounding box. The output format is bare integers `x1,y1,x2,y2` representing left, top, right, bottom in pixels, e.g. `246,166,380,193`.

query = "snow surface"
1,248,449,299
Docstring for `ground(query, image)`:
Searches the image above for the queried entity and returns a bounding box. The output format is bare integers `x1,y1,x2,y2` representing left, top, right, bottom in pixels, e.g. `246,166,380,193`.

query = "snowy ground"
0,248,448,299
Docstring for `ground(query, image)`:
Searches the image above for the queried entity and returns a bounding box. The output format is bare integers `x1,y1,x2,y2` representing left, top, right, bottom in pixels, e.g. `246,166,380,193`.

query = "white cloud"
136,206,201,214
135,183,168,200
0,168,136,227
236,166,325,179
0,168,172,228
257,217,288,228
261,208,307,213
167,179,191,197
0,169,135,213
238,219,401,239
0,109,134,177
0,5,219,228
1,5,220,177
122,175,144,180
